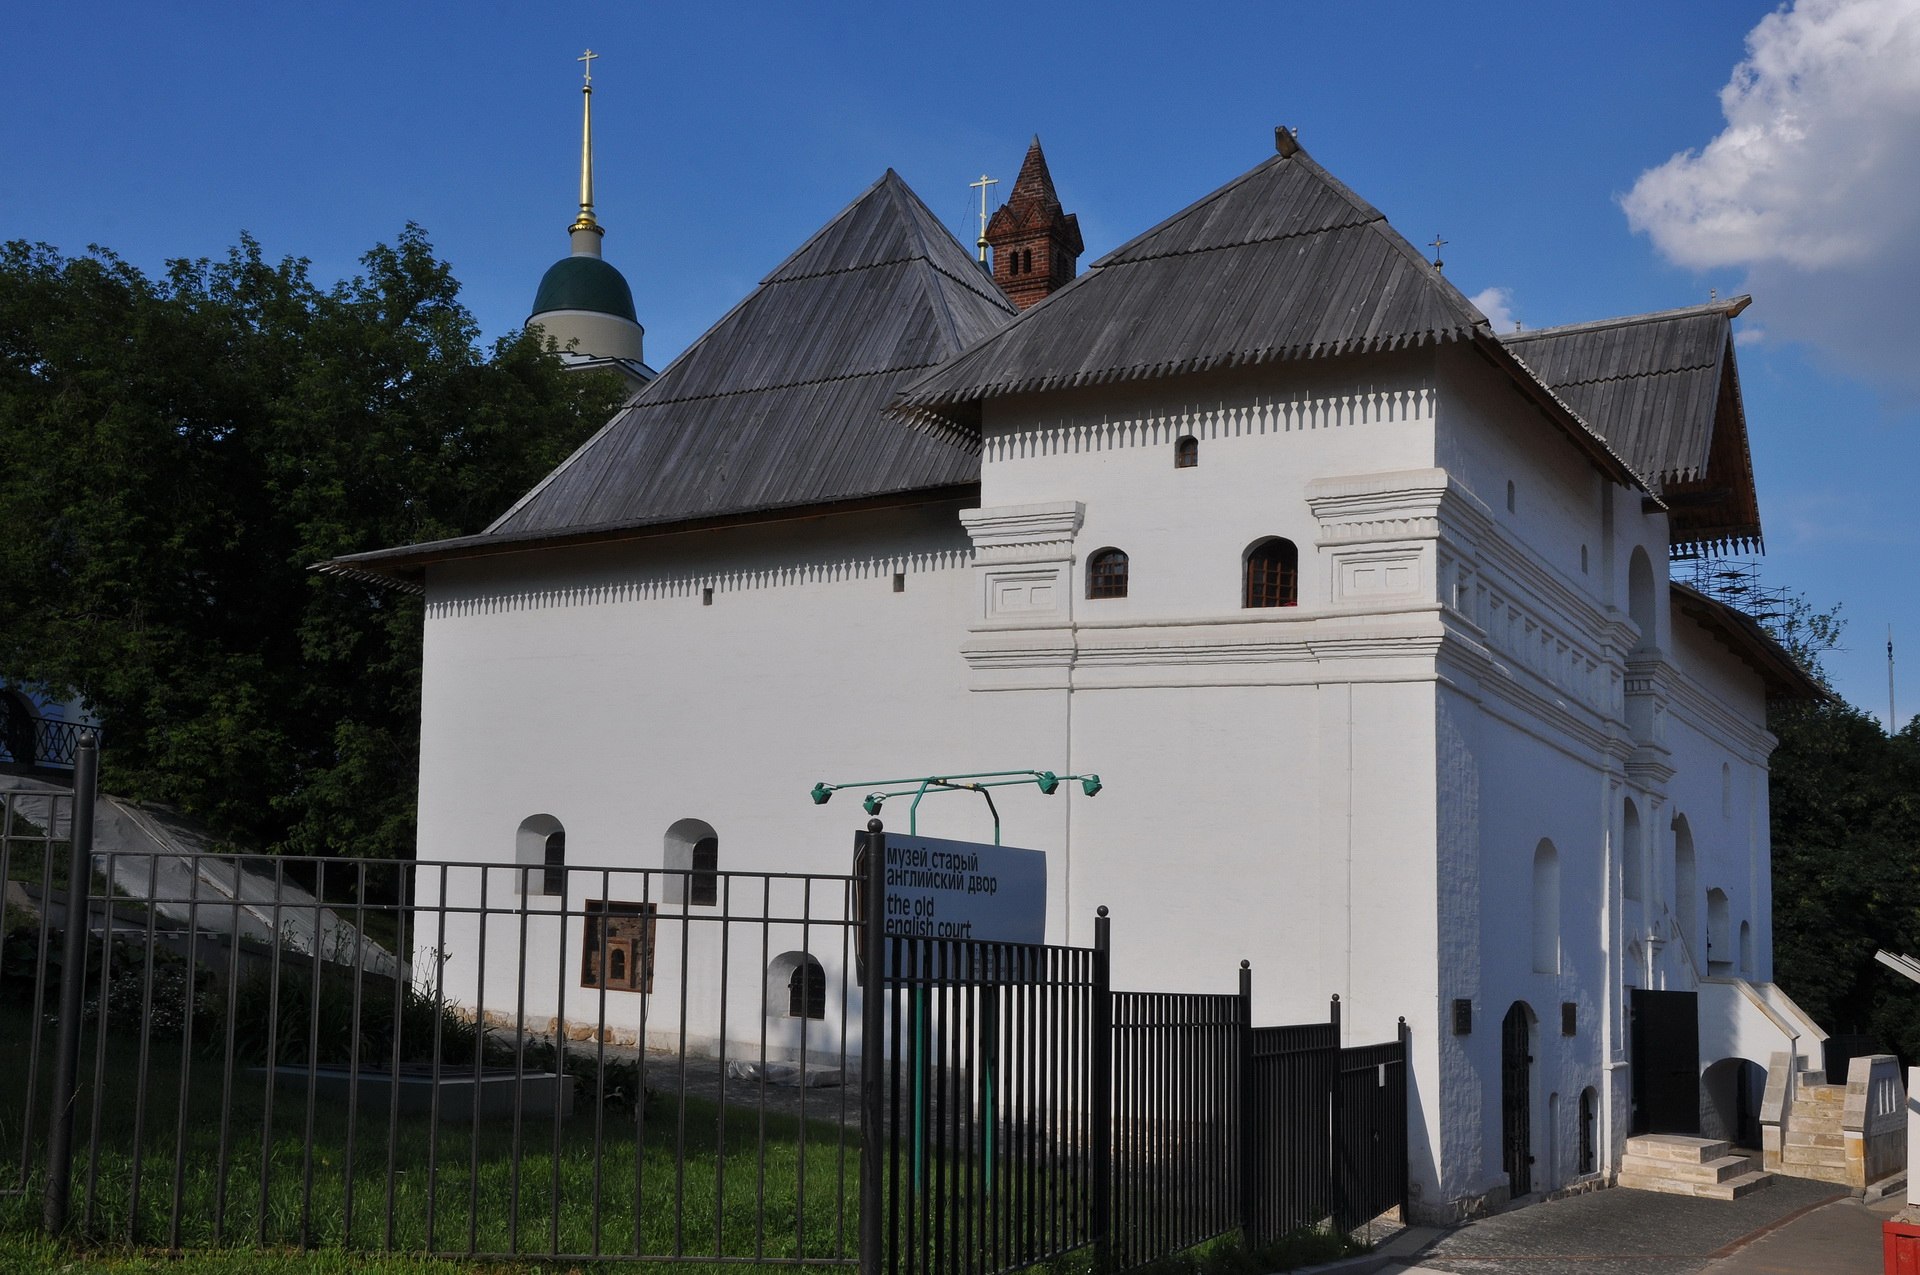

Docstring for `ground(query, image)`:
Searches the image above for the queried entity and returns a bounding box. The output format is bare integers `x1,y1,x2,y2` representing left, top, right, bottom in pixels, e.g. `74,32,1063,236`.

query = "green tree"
0,230,624,859
1764,598,1920,1062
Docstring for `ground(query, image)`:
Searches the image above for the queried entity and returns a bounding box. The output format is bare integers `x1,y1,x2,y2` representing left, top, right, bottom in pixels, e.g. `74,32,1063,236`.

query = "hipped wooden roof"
891,143,1649,493
325,171,1013,585
1503,299,1762,556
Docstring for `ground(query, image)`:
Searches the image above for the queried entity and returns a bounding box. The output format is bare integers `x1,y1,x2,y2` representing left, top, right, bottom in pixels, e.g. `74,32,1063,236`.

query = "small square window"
892,572,906,593
701,586,714,606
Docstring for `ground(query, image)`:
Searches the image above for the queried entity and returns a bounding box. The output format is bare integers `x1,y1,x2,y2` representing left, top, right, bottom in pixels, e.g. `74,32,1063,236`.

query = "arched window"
1532,839,1560,975
1622,799,1643,902
665,818,720,907
1722,763,1733,818
1243,538,1299,609
1628,547,1655,648
1021,248,1033,275
515,815,566,897
767,952,827,1021
1706,888,1732,974
1174,435,1199,468
1673,815,1699,968
1739,920,1754,974
790,959,827,1019
1506,480,1516,514
1087,548,1129,599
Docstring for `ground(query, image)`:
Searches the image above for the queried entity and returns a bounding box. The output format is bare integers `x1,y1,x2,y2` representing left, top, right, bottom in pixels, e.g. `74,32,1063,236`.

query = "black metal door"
1629,989,1700,1135
1501,1003,1532,1198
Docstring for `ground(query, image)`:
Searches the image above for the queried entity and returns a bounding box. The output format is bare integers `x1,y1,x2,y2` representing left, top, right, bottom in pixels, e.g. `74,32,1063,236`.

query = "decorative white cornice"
1307,468,1450,547
958,501,1084,562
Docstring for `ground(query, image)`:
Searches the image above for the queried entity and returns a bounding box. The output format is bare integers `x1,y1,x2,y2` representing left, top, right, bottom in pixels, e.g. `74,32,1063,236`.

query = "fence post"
42,731,98,1234
1090,906,1112,1269
1328,994,1345,1231
858,819,887,1275
1239,960,1256,1244
1397,1016,1411,1224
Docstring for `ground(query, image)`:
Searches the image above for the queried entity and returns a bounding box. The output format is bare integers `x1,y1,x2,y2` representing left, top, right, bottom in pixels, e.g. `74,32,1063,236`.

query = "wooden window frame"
1086,547,1129,600
1242,538,1298,608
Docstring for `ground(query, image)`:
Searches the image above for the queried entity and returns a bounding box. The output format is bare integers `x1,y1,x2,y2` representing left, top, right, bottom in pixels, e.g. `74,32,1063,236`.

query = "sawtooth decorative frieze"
981,385,1435,462
428,547,972,618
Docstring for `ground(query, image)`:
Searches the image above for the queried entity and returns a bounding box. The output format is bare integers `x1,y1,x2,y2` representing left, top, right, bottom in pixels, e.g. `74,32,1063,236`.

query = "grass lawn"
0,1004,859,1263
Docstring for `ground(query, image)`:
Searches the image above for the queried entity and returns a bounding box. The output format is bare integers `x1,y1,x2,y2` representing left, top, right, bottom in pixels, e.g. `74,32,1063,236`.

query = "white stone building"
330,133,1826,1219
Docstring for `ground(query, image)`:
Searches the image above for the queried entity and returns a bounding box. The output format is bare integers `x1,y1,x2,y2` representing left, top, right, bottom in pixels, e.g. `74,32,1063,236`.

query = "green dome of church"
531,255,637,323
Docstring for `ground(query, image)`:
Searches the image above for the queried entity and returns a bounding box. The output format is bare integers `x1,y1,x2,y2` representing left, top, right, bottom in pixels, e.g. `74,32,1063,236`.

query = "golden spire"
569,50,603,244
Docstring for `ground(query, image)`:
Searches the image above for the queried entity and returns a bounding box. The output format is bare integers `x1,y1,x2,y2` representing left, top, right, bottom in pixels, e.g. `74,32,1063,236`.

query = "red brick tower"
986,137,1083,310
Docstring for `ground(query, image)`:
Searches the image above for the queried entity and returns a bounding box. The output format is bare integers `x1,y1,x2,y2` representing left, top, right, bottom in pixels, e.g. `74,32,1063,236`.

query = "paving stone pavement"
1398,1175,1848,1275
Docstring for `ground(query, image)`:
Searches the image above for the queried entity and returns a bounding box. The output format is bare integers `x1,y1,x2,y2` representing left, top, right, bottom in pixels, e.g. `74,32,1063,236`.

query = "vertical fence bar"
1328,994,1345,1234
40,732,97,1234
1238,960,1255,1244
858,820,886,1275
1398,1017,1412,1224
1089,906,1111,1270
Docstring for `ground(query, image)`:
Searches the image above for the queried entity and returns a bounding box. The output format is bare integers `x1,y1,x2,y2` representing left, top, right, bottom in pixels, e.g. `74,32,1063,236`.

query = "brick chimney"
986,137,1083,310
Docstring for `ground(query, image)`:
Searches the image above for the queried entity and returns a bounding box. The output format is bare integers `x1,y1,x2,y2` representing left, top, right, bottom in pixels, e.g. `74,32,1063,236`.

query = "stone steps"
1620,1135,1774,1201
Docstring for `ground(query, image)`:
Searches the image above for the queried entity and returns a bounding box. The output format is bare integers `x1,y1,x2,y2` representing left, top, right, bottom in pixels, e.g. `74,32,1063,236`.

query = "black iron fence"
860,829,1411,1275
4,753,1408,1272
0,701,90,772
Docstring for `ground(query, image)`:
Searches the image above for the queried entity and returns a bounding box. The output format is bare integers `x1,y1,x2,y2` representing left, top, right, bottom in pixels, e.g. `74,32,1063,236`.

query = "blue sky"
5,1,1916,721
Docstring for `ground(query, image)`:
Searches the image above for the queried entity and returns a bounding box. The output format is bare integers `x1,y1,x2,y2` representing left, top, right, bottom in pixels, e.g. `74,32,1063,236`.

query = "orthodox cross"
1428,235,1448,270
578,48,598,86
970,173,999,264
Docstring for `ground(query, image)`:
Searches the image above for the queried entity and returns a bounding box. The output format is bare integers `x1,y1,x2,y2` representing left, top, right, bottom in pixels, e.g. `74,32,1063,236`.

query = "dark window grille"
1244,538,1299,608
690,835,719,906
1175,435,1199,468
542,829,566,896
788,957,826,1020
1087,547,1129,599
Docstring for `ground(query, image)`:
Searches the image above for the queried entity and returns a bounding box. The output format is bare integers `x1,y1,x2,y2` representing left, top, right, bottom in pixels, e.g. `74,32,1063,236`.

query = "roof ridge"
1545,361,1724,388
887,173,977,352
1085,154,1290,269
625,362,949,410
1096,218,1377,265
1503,296,1751,342
756,170,897,286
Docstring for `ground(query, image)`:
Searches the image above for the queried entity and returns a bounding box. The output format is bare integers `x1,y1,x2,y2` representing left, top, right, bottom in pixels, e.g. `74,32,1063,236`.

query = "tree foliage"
1766,602,1920,1062
0,230,624,858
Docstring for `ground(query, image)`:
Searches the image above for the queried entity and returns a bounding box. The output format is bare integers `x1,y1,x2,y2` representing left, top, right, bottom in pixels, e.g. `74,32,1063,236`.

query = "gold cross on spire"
970,173,999,265
570,51,602,238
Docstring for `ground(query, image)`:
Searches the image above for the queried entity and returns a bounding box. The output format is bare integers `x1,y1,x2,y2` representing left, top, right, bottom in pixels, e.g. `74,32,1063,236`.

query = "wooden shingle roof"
892,141,1648,493
326,171,1015,584
1503,298,1762,555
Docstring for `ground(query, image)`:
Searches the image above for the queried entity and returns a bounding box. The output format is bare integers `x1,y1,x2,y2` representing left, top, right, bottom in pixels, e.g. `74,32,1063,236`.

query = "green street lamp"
808,768,1102,843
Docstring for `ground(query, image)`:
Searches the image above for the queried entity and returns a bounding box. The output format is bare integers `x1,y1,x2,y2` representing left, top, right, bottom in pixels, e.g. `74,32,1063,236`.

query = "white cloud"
1469,286,1518,333
1621,0,1920,394
1734,324,1767,347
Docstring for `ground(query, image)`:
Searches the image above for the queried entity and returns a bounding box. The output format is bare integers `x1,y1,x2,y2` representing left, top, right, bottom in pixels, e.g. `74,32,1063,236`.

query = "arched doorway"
1702,1058,1767,1149
1502,1002,1535,1198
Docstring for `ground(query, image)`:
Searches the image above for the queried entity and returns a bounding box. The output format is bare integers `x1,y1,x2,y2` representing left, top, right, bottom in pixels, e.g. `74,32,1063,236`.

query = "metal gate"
1629,989,1700,1135
1500,1002,1533,1198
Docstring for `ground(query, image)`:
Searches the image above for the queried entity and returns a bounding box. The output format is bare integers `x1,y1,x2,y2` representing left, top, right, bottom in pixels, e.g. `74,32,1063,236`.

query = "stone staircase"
1776,1077,1852,1184
1619,1134,1774,1200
